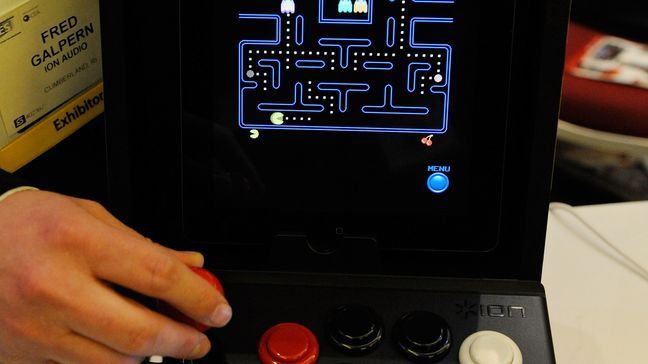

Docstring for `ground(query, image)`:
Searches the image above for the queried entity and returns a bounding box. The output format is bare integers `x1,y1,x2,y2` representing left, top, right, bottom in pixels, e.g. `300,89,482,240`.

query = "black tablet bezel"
100,0,570,280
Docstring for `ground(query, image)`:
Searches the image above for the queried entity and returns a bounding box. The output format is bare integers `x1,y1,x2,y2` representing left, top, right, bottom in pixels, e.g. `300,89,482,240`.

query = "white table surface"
543,201,648,364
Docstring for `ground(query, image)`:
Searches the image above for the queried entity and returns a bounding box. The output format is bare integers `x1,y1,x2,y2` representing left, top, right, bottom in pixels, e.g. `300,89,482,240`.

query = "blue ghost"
338,0,353,13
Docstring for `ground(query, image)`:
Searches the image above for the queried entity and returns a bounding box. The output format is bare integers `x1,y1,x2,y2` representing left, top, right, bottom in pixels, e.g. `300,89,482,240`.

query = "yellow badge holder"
0,82,104,172
0,0,103,172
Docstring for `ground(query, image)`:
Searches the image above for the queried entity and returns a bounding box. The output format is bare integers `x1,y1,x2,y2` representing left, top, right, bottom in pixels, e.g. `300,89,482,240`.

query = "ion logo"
0,17,14,40
456,301,527,319
482,304,527,318
13,115,27,129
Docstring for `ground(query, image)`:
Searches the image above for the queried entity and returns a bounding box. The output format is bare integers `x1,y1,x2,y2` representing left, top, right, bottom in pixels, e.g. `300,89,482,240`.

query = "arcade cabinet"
99,0,571,362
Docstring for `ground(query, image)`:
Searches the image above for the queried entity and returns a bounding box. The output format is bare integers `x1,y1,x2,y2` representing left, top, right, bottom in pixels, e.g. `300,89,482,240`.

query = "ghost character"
338,0,353,13
281,0,295,14
353,0,368,13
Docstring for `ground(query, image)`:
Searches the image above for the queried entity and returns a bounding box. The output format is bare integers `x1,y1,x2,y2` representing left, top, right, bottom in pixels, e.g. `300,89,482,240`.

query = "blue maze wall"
238,0,453,134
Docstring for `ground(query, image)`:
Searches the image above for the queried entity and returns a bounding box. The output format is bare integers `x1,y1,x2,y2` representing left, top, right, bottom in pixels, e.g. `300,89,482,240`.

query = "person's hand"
0,190,232,364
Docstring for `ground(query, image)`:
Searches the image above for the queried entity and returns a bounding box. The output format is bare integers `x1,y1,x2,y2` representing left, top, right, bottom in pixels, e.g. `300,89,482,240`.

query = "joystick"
328,305,384,355
258,323,319,364
459,331,522,364
392,311,452,363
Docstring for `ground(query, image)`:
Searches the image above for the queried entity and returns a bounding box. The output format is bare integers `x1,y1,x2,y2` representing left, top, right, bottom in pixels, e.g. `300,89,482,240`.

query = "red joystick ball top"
259,323,319,364
159,267,225,332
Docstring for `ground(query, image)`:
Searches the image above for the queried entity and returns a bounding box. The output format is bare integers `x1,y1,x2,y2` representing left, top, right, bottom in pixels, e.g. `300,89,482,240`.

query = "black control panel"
151,274,554,364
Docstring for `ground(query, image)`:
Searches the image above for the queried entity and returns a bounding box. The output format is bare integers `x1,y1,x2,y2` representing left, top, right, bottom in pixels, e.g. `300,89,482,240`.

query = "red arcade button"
259,323,319,364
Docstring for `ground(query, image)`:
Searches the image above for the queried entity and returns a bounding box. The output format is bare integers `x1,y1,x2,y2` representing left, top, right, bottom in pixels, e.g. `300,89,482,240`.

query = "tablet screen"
180,0,516,251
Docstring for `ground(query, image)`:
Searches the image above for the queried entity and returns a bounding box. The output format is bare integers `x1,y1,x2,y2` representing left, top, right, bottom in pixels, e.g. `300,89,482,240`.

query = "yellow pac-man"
270,112,285,125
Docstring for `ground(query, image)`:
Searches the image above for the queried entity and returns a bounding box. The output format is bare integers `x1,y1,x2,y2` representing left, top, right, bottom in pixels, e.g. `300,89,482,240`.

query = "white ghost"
353,0,368,14
281,0,295,14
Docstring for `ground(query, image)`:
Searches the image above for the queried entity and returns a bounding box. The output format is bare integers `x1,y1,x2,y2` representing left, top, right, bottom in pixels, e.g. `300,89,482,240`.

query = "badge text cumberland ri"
52,92,104,131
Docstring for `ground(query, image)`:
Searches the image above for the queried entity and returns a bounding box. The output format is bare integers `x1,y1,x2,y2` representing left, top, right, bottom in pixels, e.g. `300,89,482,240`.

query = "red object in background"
562,22,648,138
259,323,319,364
159,267,225,332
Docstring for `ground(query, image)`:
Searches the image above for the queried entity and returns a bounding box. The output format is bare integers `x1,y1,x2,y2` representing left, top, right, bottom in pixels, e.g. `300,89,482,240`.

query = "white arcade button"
459,331,522,364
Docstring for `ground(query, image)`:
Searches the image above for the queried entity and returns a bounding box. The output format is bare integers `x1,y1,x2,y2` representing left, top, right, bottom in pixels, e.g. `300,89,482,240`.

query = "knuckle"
123,325,158,355
83,199,105,211
17,267,70,309
36,212,75,247
146,255,180,295
16,270,38,299
18,268,54,301
177,335,204,358
88,307,120,334
193,282,220,314
2,316,34,343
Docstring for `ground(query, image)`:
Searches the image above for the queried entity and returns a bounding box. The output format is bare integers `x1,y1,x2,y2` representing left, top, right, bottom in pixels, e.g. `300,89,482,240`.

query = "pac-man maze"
238,0,454,134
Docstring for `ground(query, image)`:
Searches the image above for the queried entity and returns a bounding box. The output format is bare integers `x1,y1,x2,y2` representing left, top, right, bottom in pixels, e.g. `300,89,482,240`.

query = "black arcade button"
393,311,452,363
329,305,384,355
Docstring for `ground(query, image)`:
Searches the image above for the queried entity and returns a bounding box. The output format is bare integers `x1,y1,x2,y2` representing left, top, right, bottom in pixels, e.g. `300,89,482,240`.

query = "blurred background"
551,0,648,205
14,0,648,207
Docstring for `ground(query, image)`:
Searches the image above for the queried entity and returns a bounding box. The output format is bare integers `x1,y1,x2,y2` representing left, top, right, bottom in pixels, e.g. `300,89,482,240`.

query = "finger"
63,279,211,359
73,198,205,267
152,243,205,268
47,331,142,364
76,219,231,328
167,250,205,268
72,198,142,238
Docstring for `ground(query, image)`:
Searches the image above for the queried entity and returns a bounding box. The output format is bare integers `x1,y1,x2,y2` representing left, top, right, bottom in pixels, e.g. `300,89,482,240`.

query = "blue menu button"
427,173,450,194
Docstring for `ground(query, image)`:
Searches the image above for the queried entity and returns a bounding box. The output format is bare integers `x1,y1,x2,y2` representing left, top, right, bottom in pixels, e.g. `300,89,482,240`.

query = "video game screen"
179,0,516,251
